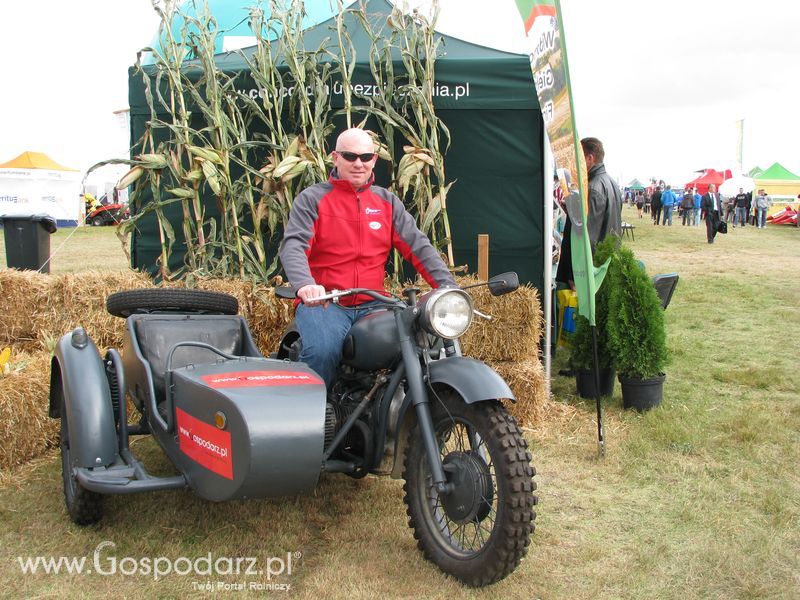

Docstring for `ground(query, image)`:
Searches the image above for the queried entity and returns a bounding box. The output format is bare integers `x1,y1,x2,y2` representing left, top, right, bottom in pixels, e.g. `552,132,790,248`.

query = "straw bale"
457,275,543,363
0,351,57,470
492,359,550,427
41,271,152,350
0,270,51,350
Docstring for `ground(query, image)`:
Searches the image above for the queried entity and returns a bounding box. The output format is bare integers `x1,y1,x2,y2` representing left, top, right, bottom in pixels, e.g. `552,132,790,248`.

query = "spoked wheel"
59,391,103,525
403,391,537,587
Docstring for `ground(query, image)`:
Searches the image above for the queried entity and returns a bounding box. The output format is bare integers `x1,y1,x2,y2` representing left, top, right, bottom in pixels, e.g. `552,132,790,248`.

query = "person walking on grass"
754,188,772,229
693,187,702,226
702,183,722,244
734,188,749,228
681,188,694,225
651,186,663,225
636,190,644,218
661,185,677,226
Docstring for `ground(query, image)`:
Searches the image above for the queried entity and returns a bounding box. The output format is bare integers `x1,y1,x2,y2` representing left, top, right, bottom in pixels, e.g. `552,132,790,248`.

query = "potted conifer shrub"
570,237,617,398
605,243,669,411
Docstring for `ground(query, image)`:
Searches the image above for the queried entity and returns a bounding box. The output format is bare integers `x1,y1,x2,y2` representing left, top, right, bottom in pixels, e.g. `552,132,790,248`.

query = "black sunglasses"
337,151,377,163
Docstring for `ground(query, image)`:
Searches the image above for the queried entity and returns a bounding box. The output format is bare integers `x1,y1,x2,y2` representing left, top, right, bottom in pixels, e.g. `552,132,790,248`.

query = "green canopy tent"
753,162,800,200
626,178,646,191
127,0,546,294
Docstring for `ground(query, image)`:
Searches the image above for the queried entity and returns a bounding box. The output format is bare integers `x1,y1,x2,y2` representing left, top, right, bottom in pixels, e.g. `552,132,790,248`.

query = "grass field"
1,209,799,599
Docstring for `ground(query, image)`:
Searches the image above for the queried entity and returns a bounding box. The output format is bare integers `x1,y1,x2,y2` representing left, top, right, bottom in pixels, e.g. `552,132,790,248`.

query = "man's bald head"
335,128,375,152
333,128,378,189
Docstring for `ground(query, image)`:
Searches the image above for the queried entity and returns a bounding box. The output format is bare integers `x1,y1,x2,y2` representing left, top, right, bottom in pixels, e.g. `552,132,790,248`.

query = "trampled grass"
1,209,799,598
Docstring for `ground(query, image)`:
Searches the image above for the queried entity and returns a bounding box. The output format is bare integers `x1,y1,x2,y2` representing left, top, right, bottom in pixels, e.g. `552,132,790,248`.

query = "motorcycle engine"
324,385,373,472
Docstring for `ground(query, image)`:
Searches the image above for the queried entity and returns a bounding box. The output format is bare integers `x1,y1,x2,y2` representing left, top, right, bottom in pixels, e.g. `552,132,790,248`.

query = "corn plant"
109,0,454,284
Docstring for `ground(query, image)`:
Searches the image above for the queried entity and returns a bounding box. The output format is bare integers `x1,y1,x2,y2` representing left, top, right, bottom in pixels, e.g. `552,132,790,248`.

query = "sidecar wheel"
106,288,238,318
59,392,104,525
403,392,537,587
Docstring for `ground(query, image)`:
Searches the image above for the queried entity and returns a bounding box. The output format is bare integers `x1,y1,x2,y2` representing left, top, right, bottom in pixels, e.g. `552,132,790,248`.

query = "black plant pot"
619,373,666,412
576,368,616,399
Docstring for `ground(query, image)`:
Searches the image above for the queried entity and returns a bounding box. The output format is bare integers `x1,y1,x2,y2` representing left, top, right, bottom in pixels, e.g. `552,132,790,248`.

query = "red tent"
685,169,732,195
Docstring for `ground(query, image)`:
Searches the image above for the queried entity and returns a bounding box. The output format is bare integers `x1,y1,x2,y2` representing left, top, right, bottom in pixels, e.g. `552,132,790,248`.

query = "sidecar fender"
49,328,119,468
388,357,514,479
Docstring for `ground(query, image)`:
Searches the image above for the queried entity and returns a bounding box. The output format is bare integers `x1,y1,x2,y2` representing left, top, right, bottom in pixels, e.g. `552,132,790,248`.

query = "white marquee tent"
0,151,82,226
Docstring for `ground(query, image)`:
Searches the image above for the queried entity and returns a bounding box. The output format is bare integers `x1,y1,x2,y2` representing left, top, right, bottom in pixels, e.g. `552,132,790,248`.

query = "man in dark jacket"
650,186,663,225
556,137,623,287
702,183,722,244
279,128,456,386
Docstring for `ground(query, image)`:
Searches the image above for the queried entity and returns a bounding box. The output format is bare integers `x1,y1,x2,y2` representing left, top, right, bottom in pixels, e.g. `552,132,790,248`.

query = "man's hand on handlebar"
297,284,329,307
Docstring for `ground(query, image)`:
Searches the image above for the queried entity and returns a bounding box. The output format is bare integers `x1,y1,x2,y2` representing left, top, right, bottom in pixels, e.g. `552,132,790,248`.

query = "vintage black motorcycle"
273,273,537,586
50,273,536,587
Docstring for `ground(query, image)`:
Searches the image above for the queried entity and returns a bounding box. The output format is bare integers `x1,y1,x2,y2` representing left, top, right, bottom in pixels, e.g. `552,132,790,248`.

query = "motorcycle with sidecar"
49,274,537,586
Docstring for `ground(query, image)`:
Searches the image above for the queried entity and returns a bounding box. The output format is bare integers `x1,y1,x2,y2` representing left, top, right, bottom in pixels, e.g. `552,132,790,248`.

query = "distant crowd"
624,184,773,229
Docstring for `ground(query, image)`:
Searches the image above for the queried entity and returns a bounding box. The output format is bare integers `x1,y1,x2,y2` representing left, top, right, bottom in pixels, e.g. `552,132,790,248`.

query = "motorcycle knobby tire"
403,393,537,587
106,288,239,318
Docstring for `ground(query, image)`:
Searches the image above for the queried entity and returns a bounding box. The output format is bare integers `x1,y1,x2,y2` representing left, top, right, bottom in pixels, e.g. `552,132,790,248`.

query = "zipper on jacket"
355,194,361,290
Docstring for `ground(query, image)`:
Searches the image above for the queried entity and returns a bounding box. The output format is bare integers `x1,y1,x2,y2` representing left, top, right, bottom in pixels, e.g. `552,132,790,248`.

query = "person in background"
635,190,644,218
734,187,749,228
754,188,772,229
723,194,735,225
555,137,622,377
661,185,677,226
680,188,694,225
651,185,663,225
702,184,722,244
693,187,702,226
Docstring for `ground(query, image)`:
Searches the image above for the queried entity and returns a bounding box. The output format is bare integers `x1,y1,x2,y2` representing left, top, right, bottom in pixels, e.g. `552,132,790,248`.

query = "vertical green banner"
514,0,607,325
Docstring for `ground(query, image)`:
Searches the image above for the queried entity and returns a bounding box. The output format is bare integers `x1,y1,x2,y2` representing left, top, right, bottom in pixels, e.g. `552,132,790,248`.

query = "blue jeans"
693,208,701,226
662,205,674,226
757,207,768,228
735,206,748,226
294,301,383,387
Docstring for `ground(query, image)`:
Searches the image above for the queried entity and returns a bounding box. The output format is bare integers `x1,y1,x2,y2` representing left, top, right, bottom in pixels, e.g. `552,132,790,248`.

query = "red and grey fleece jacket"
279,171,456,305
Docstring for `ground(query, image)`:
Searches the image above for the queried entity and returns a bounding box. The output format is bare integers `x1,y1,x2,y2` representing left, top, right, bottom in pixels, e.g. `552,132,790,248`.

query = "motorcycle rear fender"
388,356,514,479
49,329,119,468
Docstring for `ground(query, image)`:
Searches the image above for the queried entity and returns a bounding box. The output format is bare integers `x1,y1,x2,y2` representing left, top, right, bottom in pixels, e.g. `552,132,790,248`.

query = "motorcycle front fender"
387,356,514,479
428,357,515,403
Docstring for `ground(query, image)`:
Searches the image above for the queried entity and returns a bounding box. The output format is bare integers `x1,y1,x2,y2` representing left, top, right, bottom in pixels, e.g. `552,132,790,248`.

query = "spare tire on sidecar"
49,288,328,525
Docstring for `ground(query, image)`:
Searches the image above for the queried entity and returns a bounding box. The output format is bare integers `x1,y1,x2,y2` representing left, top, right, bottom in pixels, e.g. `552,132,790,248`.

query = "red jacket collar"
329,168,375,192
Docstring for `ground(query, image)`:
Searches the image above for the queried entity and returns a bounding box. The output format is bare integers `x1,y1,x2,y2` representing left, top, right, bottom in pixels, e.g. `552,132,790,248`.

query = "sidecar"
49,289,328,524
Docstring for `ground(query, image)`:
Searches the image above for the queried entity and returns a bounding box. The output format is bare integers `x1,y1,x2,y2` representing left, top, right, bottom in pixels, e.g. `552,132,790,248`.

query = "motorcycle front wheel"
403,391,537,587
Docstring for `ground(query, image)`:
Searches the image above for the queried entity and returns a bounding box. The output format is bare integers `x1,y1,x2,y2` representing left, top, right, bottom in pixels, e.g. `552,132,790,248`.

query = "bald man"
279,128,456,386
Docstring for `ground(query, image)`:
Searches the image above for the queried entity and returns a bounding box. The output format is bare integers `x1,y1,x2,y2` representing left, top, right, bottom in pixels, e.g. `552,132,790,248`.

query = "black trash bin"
0,214,58,273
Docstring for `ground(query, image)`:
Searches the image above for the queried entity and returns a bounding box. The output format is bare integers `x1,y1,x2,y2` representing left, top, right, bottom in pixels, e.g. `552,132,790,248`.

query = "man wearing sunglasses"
279,127,456,387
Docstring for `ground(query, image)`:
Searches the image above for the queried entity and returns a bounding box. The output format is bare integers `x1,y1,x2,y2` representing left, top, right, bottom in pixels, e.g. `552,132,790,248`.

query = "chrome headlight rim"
419,288,474,339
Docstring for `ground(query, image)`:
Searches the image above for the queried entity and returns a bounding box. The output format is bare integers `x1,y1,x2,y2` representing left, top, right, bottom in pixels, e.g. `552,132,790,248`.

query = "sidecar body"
50,306,328,511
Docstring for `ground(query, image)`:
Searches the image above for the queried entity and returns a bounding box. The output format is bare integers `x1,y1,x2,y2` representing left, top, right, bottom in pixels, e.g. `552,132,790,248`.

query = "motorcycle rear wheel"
403,391,537,587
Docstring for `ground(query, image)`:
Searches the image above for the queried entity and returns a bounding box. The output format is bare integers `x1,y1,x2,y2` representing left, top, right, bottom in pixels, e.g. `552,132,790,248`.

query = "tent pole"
543,134,554,391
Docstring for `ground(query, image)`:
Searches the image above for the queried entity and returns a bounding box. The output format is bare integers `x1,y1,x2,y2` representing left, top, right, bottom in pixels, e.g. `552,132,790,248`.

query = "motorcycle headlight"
419,288,473,339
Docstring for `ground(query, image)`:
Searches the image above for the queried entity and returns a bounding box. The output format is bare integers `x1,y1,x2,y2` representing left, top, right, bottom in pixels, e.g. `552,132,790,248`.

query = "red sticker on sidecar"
176,408,233,480
200,370,324,388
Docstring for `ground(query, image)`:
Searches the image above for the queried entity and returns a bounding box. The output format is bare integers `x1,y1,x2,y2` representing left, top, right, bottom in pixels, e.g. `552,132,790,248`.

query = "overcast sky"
1,0,798,187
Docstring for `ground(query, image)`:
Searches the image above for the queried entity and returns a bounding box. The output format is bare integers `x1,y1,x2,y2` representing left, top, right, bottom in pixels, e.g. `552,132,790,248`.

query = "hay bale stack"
492,359,549,427
42,271,152,350
0,270,51,351
0,269,151,352
0,351,57,470
457,275,543,363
